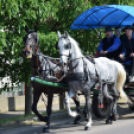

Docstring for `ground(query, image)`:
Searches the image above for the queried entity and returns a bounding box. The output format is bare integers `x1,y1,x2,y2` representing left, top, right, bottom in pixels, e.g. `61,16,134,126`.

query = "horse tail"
115,61,132,104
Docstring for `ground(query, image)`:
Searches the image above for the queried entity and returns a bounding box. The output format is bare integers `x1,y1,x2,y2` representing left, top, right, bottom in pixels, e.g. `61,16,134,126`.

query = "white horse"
57,31,130,130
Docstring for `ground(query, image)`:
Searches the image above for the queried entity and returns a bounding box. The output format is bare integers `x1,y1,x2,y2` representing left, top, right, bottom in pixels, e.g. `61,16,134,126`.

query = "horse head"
57,31,72,73
22,25,39,58
57,31,72,64
57,31,83,74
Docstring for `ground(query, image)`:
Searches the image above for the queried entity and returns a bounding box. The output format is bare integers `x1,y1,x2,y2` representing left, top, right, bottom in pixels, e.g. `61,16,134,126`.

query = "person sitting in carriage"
114,26,122,38
118,25,134,82
97,26,121,60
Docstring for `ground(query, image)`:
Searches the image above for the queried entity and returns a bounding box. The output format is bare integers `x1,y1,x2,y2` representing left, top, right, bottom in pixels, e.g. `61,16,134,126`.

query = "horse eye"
28,34,32,38
64,44,69,49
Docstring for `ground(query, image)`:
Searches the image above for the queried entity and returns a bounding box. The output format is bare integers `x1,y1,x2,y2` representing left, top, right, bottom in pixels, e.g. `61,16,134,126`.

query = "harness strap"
88,58,104,109
94,62,102,83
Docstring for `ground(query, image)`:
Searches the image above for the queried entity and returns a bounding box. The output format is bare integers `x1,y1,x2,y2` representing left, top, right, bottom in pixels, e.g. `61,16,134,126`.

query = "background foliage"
0,0,134,92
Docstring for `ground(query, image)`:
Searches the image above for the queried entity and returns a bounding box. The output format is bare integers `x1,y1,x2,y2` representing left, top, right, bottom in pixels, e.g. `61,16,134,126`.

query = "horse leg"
64,89,78,117
84,93,92,130
102,84,113,124
42,91,53,133
72,95,81,124
31,90,47,122
83,96,88,121
110,84,120,121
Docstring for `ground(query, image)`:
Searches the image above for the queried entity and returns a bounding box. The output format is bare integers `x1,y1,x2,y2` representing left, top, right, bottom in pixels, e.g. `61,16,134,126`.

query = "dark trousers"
117,56,134,76
127,57,134,76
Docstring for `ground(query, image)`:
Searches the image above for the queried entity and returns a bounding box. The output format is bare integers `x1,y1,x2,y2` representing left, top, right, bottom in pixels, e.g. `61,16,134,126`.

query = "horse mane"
68,35,83,57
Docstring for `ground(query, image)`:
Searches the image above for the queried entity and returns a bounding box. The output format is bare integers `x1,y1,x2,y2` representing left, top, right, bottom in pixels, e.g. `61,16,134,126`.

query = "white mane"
68,36,84,59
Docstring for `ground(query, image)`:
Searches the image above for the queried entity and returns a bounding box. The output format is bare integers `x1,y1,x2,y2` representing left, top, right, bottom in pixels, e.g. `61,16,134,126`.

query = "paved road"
1,104,134,134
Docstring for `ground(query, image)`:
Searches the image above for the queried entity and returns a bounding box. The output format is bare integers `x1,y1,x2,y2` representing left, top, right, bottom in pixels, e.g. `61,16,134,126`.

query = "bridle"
59,37,71,59
25,32,39,56
58,37,84,72
24,32,66,82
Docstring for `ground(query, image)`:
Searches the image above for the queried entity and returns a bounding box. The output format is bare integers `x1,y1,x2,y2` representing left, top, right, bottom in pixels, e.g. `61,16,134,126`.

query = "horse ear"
25,25,29,33
64,31,69,38
57,31,61,38
34,25,38,32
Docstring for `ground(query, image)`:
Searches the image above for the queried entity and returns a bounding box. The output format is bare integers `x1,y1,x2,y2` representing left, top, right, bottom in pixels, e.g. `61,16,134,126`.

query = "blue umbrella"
70,5,134,30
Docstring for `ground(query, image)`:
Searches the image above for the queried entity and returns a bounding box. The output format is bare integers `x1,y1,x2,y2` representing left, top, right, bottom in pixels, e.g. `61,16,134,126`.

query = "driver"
97,26,121,60
119,25,134,82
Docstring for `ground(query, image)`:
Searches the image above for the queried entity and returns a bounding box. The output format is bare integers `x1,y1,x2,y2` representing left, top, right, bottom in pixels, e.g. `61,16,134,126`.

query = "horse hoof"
106,119,113,124
74,120,80,124
39,116,47,122
85,118,88,121
43,116,48,122
42,127,50,133
84,126,90,130
76,115,81,121
74,114,81,124
112,114,119,121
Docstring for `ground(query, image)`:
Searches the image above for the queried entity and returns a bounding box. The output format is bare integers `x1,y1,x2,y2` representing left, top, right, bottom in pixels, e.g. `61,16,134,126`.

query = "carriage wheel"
92,95,110,118
128,97,134,110
128,104,134,110
127,91,134,110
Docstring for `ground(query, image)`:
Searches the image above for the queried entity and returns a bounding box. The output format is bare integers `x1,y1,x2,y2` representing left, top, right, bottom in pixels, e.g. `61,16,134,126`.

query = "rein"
36,52,60,60
60,37,85,72
32,54,61,80
31,47,65,82
58,37,114,84
25,33,64,82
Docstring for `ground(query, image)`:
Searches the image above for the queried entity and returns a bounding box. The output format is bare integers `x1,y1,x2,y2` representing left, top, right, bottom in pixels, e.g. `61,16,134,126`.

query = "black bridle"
58,37,72,63
24,32,39,56
24,32,63,81
58,37,84,73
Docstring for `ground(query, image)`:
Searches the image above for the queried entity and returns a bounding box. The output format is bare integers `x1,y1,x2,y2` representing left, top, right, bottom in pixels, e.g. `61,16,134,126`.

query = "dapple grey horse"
57,31,129,130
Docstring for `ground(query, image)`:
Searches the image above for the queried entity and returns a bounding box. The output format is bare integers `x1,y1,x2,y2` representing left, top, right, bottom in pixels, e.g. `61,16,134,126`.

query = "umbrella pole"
92,28,102,41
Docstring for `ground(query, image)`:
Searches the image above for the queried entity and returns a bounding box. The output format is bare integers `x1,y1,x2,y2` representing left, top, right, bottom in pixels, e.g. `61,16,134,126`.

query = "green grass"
0,105,84,128
0,114,35,127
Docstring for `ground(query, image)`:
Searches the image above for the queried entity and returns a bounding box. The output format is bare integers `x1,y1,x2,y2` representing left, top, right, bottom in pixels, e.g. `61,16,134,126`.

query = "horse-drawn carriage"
23,5,134,133
70,4,134,118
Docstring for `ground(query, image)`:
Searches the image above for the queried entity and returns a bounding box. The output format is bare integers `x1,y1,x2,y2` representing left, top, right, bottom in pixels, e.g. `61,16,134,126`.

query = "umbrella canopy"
71,5,134,30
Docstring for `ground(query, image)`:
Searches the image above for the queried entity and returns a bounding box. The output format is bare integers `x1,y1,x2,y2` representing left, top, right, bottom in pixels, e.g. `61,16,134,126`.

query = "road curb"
120,114,134,119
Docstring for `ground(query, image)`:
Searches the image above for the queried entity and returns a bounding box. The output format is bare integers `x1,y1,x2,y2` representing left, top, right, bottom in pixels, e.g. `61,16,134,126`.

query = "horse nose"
25,51,30,57
26,51,30,55
22,50,30,56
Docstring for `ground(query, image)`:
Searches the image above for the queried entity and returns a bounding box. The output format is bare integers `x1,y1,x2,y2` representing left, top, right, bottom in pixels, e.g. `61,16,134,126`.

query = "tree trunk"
59,92,65,110
25,82,32,115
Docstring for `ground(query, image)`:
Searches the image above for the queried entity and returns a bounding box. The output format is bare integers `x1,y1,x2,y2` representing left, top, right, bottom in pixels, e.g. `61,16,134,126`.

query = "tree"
0,0,134,114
